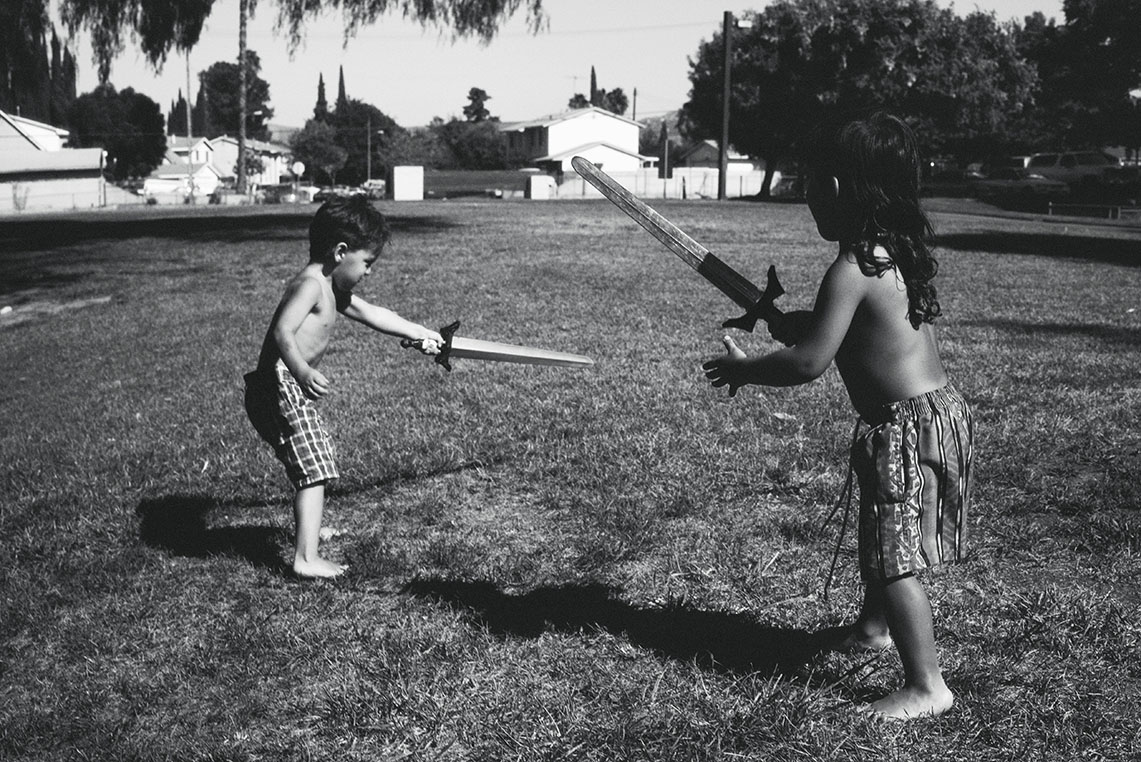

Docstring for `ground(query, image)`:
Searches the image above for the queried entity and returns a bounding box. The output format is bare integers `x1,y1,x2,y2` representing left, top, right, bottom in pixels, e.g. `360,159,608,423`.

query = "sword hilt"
400,320,460,371
721,265,785,333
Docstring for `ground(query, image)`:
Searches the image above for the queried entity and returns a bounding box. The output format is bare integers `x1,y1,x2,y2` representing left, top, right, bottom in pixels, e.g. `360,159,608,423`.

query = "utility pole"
185,51,194,204
632,87,637,121
718,10,733,201
366,116,372,182
237,0,248,196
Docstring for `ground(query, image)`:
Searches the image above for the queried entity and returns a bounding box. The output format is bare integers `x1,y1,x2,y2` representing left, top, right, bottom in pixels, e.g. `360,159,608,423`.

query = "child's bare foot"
813,624,892,654
860,684,953,720
293,556,347,579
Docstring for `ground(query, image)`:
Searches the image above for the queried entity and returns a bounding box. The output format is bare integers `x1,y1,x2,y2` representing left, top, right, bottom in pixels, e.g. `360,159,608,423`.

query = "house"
500,106,650,175
676,139,758,170
208,135,293,186
142,160,222,203
167,136,215,166
0,109,106,213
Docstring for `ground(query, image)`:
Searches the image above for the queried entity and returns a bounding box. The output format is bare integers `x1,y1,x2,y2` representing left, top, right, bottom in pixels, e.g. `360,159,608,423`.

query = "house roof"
501,106,643,131
168,136,214,151
210,135,291,155
0,147,104,173
677,139,750,163
535,141,652,163
149,161,221,179
0,110,70,151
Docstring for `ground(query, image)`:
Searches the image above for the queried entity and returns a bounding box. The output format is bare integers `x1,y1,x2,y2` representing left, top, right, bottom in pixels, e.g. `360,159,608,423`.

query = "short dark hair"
308,195,391,260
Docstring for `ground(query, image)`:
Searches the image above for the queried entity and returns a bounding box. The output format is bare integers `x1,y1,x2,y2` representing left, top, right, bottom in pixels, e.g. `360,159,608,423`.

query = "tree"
463,87,493,122
329,97,402,185
1,3,53,122
568,66,628,115
682,0,1037,195
68,83,166,179
196,50,274,140
290,119,347,185
1015,0,1141,150
59,0,547,83
600,88,628,116
234,148,266,180
432,119,508,169
313,73,329,121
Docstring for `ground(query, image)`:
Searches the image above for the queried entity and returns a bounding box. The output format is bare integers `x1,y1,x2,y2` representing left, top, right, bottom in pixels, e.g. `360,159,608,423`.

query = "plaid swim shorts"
853,384,974,582
244,360,339,490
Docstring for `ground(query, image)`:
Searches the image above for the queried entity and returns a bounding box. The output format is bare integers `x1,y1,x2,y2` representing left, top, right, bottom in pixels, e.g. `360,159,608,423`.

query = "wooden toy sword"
402,321,594,371
572,155,784,332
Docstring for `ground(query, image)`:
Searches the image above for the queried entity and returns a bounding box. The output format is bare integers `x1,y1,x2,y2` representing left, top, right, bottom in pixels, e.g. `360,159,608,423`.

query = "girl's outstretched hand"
702,335,749,397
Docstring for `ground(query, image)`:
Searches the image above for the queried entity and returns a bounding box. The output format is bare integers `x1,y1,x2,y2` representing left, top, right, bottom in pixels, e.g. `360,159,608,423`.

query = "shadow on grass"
964,317,1141,348
937,231,1141,267
136,494,289,573
404,578,826,677
0,210,458,254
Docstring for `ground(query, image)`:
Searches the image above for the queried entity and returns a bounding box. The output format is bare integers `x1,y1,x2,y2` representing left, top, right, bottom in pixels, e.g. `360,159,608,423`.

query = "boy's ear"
332,242,348,262
823,175,840,200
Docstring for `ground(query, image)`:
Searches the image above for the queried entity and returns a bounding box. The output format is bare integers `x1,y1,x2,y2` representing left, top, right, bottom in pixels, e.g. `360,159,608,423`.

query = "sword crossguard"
400,320,460,371
433,320,460,371
721,265,785,333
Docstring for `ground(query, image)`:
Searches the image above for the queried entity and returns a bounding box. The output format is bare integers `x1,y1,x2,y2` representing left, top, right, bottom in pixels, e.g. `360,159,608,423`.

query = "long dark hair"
806,112,940,327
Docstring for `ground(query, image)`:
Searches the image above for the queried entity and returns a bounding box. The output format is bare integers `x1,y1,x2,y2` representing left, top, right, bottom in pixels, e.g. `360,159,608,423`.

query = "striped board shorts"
853,384,974,582
243,360,339,490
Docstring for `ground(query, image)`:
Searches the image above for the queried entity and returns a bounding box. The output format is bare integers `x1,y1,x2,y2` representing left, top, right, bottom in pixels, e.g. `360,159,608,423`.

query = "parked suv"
1025,151,1118,187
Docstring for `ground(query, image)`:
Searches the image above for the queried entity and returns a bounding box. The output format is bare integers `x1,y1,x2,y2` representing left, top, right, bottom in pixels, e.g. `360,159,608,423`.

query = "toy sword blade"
571,155,784,332
402,321,594,371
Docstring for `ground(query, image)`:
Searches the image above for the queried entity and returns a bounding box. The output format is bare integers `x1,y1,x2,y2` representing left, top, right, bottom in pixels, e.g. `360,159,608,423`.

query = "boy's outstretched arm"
704,256,864,396
340,293,444,351
273,276,331,398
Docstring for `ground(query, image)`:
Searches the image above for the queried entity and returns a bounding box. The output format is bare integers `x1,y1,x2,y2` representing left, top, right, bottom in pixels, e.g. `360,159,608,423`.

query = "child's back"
829,249,948,420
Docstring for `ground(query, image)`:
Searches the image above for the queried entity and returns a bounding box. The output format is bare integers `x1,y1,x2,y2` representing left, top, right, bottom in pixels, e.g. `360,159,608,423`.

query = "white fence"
556,167,776,200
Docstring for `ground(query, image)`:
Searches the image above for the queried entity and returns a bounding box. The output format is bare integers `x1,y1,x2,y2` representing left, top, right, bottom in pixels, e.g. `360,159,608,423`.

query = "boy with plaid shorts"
245,196,443,579
703,113,974,720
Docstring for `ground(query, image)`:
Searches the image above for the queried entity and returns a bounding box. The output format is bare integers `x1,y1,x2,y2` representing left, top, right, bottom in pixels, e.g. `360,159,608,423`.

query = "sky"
66,0,1066,131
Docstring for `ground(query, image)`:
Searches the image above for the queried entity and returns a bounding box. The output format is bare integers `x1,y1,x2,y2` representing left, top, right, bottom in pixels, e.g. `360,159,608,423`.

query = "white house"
0,110,106,213
500,106,650,174
167,136,215,166
208,135,293,186
142,160,222,203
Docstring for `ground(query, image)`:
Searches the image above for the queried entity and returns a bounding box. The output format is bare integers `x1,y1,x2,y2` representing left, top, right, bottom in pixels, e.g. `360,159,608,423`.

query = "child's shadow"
404,578,826,676
136,495,289,573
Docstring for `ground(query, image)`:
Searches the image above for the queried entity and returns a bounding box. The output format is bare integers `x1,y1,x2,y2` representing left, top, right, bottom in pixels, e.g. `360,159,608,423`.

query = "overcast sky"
67,0,1066,130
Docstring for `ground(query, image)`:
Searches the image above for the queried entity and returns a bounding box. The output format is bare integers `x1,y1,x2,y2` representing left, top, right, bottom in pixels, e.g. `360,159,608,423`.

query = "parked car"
260,183,299,204
1025,151,1118,187
973,168,1070,202
361,179,386,199
312,185,366,202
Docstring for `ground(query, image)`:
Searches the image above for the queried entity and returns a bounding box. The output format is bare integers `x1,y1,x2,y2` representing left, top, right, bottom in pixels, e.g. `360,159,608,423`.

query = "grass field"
1,198,1139,760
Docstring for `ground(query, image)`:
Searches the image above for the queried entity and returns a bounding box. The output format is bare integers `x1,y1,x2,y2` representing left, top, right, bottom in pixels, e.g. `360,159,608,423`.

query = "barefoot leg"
292,482,346,578
866,573,953,719
816,582,892,653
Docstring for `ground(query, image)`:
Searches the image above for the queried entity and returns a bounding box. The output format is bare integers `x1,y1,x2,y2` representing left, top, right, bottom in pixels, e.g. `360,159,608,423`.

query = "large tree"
58,0,547,81
329,97,402,185
289,119,347,185
196,50,274,140
682,0,1037,194
68,83,166,179
1015,0,1141,151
